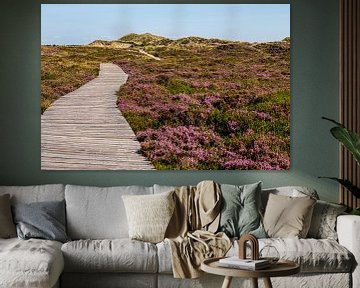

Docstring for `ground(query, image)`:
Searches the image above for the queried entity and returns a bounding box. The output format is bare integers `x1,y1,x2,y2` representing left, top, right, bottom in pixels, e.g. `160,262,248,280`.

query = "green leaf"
319,177,360,198
322,116,344,127
330,127,360,165
322,117,360,165
351,208,360,215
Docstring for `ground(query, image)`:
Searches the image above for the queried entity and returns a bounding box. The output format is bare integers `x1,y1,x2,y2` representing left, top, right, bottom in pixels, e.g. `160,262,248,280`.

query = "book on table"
218,257,271,270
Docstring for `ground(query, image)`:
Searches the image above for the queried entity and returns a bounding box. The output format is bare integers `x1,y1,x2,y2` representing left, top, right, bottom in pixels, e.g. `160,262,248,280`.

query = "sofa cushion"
262,238,354,273
65,185,153,239
157,240,173,274
234,238,353,273
122,191,175,243
0,184,65,204
261,186,319,213
0,238,64,288
61,239,158,273
307,200,347,240
263,194,316,238
153,184,177,194
0,194,16,238
157,238,353,274
218,182,266,238
12,200,70,243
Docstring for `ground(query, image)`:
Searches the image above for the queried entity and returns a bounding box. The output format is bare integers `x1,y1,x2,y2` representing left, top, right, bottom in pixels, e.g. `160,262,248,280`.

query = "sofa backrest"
65,184,154,240
153,184,177,194
0,183,320,240
0,184,65,204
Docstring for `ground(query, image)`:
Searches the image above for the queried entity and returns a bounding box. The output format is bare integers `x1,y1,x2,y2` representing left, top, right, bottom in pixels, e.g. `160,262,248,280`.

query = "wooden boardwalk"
41,63,154,170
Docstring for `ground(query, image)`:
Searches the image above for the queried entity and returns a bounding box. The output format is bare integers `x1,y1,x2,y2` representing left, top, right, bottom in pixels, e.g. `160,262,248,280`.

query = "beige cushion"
61,239,158,273
122,191,175,243
0,194,16,238
261,186,319,213
263,193,316,238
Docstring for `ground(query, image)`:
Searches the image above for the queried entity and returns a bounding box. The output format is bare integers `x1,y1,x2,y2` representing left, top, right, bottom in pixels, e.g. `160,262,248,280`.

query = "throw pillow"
12,200,70,243
122,191,175,243
218,182,266,238
0,194,17,238
307,200,347,240
263,193,316,238
261,186,319,214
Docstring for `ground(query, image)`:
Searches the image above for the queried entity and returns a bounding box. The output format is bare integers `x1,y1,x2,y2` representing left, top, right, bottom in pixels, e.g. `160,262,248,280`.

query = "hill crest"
88,33,290,48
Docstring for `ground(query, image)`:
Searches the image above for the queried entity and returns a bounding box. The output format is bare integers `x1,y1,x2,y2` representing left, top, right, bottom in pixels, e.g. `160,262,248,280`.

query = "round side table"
201,257,300,288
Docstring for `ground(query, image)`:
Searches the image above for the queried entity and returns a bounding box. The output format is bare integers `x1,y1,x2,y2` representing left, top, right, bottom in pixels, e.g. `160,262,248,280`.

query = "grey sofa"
0,184,359,288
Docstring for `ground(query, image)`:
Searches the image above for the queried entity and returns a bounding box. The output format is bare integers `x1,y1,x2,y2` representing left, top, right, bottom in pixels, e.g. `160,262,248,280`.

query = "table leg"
221,276,233,288
251,278,258,288
263,277,273,288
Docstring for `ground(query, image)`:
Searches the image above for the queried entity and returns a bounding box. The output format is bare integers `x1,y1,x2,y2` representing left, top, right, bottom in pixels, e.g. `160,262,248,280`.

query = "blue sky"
41,4,290,45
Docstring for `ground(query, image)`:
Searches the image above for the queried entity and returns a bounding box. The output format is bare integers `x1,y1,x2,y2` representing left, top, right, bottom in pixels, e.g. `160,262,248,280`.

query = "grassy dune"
41,34,290,170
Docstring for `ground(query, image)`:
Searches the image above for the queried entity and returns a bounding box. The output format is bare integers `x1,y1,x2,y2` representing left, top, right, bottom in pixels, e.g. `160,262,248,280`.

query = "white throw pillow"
122,191,175,243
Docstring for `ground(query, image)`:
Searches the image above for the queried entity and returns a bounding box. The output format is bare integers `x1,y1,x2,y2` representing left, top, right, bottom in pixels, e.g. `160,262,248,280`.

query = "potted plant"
320,117,360,215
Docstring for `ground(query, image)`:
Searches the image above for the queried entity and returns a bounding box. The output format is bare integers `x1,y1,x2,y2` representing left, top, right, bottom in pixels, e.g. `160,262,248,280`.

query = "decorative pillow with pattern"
307,200,347,240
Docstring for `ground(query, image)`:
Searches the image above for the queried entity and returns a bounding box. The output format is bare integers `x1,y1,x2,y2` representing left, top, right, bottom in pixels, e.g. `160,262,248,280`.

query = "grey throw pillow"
218,182,266,238
307,200,347,240
12,200,70,243
0,194,17,238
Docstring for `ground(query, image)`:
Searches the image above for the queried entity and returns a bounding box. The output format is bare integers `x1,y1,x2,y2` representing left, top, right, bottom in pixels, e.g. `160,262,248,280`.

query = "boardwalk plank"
41,63,154,170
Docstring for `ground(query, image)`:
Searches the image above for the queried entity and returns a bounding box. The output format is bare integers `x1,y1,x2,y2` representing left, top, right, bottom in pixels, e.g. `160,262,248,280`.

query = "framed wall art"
41,4,290,170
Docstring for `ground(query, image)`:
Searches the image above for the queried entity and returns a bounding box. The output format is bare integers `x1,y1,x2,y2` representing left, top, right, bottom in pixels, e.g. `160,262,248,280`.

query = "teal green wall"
0,0,340,202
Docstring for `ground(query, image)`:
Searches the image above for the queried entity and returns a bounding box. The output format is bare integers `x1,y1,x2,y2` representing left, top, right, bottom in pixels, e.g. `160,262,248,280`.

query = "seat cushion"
229,238,354,273
65,185,153,239
0,238,64,288
61,239,158,273
157,238,354,274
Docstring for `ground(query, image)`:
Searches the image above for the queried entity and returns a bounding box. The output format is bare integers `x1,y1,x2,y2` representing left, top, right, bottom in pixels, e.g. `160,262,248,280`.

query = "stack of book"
218,257,271,270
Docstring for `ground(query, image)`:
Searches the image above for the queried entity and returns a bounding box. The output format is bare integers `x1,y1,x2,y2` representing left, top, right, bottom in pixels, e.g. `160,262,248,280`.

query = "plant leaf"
322,116,345,127
322,117,360,165
330,127,360,165
319,177,360,198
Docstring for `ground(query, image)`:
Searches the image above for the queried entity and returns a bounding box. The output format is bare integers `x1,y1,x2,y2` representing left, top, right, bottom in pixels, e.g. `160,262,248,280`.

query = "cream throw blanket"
165,181,231,278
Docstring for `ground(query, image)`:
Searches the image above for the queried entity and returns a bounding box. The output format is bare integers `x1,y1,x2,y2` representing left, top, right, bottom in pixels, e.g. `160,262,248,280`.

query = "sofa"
0,183,359,288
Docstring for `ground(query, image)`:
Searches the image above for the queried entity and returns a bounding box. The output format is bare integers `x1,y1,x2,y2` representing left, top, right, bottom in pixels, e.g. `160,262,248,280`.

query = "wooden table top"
201,257,300,278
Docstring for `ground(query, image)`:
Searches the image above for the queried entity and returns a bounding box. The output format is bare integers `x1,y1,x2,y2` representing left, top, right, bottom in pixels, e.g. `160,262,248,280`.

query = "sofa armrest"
337,215,360,288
